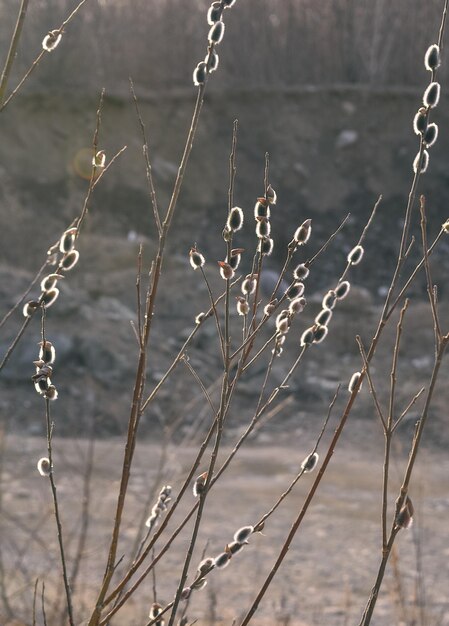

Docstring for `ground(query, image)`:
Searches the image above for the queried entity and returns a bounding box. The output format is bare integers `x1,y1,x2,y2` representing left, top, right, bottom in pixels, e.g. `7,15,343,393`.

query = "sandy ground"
1,423,449,626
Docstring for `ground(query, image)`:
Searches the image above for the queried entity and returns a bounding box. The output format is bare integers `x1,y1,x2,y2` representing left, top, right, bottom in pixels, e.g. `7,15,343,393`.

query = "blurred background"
1,0,449,440
2,3,449,625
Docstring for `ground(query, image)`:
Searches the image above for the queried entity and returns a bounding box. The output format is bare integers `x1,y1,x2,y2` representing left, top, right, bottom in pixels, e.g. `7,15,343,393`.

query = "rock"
72,334,134,383
335,129,358,149
80,296,137,322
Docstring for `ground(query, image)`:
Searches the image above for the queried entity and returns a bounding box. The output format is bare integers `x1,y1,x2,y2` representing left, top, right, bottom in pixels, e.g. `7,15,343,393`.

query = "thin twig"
32,578,39,626
255,386,339,530
382,300,408,549
0,260,49,330
41,581,48,626
69,417,95,596
356,337,387,431
0,316,32,373
136,244,143,343
0,0,29,106
419,195,442,345
392,387,425,433
200,267,225,362
182,356,217,415
43,379,75,625
130,78,162,236
140,277,240,414
228,120,238,212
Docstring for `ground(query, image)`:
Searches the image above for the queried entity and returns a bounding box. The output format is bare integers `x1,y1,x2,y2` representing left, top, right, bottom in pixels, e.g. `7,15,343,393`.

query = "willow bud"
255,217,271,239
347,245,364,265
348,371,361,393
424,44,441,71
60,250,79,271
301,452,319,473
228,248,244,270
189,247,205,270
193,472,208,497
41,273,64,292
233,525,253,542
322,290,337,310
413,150,430,174
236,296,249,316
294,219,312,245
300,326,315,346
254,197,270,219
286,282,305,300
242,274,257,295
258,237,274,256
39,340,56,364
193,62,207,87
41,288,59,308
335,281,350,300
289,296,306,315
42,30,62,52
227,206,244,232
218,261,235,280
423,123,438,148
59,228,77,254
396,496,414,529
293,264,310,281
413,107,428,135
214,551,231,569
207,1,221,25
315,308,332,326
23,300,40,317
313,324,328,343
208,20,225,45
37,457,51,476
423,82,441,108
207,49,219,73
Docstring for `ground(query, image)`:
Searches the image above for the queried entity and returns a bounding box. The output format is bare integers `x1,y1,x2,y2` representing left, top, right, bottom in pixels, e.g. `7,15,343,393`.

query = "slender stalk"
0,261,47,331
69,419,95,595
0,0,29,106
41,582,48,626
44,398,75,626
254,386,338,531
0,316,32,372
32,578,39,626
129,78,162,236
0,421,14,619
200,267,225,362
419,196,441,346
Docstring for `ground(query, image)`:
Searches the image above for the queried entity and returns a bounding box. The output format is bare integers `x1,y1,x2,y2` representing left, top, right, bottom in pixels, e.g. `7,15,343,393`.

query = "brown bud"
193,471,208,497
189,247,205,270
218,261,235,280
396,497,414,529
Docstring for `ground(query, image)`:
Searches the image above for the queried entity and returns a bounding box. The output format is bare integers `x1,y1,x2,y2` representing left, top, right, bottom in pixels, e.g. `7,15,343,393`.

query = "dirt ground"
1,423,448,626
